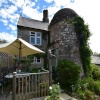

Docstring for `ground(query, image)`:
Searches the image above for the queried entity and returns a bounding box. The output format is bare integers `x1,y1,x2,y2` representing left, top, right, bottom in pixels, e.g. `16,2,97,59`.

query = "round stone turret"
49,8,84,77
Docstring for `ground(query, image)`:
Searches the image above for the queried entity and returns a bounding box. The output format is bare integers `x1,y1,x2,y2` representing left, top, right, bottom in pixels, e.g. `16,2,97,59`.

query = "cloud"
0,32,16,42
54,0,70,7
22,5,42,20
44,0,54,3
6,5,17,14
0,5,18,24
1,19,8,26
9,24,17,31
0,0,7,6
10,0,25,7
0,0,36,30
9,14,19,24
9,0,36,8
0,9,9,19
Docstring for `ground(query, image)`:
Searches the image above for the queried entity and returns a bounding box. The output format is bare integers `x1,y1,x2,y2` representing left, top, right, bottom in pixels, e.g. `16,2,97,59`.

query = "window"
30,32,41,45
36,57,41,63
32,56,41,64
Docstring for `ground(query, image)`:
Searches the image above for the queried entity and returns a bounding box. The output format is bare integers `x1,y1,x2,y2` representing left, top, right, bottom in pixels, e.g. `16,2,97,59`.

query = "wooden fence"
12,71,49,100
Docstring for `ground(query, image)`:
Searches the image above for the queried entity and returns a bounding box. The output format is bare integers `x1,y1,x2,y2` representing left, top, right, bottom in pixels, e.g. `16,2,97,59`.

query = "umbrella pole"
18,41,21,69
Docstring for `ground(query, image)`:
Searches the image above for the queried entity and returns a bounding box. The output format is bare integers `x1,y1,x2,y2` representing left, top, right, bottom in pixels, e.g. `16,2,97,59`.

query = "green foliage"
84,89,95,100
57,59,81,92
0,39,8,43
73,16,92,76
87,80,100,95
76,90,85,100
79,77,100,96
46,96,50,100
75,77,100,99
49,84,61,100
28,53,45,58
91,64,100,80
30,68,40,73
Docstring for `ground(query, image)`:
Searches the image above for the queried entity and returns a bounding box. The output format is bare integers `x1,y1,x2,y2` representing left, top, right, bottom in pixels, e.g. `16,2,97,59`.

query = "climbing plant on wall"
73,16,92,76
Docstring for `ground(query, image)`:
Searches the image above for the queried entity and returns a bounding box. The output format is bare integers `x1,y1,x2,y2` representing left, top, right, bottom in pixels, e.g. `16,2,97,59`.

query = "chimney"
43,10,49,23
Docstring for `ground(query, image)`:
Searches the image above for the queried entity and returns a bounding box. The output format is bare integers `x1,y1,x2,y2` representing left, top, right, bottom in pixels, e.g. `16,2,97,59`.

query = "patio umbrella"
0,38,45,67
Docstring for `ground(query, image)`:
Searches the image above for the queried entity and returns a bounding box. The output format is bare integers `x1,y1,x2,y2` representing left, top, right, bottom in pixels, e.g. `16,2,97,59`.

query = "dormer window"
30,32,41,45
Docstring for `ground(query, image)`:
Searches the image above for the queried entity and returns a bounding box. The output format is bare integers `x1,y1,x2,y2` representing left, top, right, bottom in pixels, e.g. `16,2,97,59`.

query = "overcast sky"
0,0,100,53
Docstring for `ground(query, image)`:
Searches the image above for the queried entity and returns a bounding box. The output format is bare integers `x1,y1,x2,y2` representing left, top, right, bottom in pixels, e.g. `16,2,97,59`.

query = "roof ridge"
21,16,43,22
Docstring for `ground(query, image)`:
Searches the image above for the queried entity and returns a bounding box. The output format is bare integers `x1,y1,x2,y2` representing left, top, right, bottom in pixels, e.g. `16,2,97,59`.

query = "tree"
0,39,8,44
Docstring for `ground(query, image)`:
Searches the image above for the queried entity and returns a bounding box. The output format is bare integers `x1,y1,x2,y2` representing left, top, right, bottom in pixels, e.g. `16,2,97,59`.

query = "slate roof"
91,55,100,65
17,15,49,31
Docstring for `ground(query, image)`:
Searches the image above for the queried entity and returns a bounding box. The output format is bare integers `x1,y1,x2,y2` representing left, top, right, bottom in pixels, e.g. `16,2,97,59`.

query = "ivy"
73,16,92,76
28,53,46,58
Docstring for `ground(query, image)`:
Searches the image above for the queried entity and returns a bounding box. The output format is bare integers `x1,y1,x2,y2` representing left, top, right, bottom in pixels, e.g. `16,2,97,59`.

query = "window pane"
36,32,40,37
31,57,35,64
30,37,35,44
31,32,35,36
36,57,40,63
36,38,41,45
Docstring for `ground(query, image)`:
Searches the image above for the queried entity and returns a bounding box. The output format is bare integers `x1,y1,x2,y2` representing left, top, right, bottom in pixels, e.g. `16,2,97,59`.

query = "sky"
0,0,100,53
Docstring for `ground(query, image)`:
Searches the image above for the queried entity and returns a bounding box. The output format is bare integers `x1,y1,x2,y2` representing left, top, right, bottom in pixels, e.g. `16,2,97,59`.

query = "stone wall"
50,21,84,76
17,26,49,51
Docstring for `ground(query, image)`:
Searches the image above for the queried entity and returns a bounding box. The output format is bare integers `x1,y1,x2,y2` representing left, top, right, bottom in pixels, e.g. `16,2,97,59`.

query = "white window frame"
32,56,41,64
30,31,42,45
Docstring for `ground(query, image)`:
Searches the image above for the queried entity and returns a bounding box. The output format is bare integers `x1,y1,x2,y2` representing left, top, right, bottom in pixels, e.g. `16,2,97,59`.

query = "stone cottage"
17,8,84,76
17,10,49,69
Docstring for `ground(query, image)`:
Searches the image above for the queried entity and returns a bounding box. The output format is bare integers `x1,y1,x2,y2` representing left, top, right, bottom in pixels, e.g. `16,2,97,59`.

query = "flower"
49,86,52,90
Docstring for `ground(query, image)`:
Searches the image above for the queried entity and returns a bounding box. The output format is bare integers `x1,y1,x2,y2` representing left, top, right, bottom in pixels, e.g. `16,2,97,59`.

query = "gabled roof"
91,55,100,65
17,15,49,31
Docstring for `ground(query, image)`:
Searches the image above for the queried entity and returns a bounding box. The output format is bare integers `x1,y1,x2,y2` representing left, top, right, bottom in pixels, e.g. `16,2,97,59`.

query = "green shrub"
91,64,100,80
81,77,100,95
49,84,61,100
76,89,85,99
84,89,95,100
82,77,94,84
57,59,81,92
30,68,39,73
88,80,100,95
